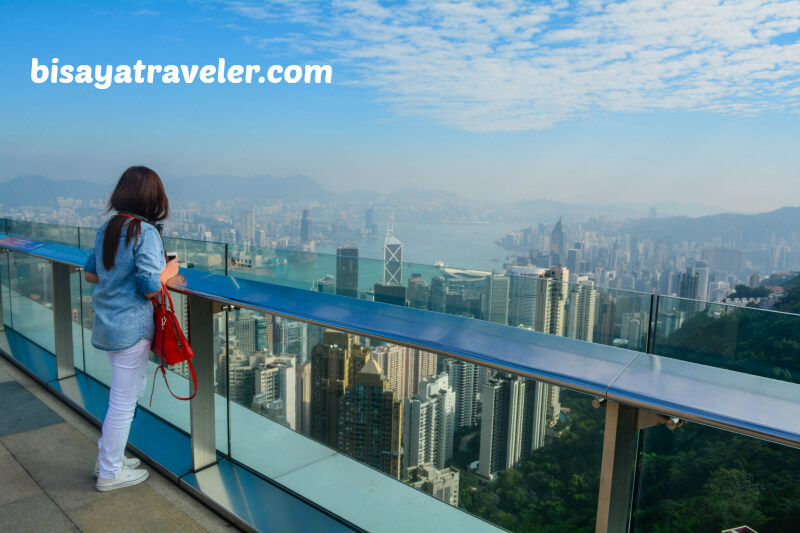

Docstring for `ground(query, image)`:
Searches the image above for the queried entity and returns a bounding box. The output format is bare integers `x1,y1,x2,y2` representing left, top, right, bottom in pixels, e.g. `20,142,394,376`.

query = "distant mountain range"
617,206,800,245
1,174,797,245
0,174,460,207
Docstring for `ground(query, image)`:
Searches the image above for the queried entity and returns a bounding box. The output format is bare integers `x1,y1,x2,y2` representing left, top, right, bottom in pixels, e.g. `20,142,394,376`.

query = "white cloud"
223,0,800,132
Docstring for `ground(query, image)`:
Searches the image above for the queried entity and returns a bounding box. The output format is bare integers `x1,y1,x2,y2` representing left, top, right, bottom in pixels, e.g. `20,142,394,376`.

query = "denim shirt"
84,218,165,351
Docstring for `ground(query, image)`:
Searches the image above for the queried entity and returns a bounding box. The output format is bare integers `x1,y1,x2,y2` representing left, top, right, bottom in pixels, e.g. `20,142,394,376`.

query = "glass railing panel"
224,243,652,353
78,226,97,251
652,295,800,384
5,219,80,246
226,309,607,531
163,236,227,275
632,422,800,532
1,248,11,327
7,251,56,352
78,279,230,451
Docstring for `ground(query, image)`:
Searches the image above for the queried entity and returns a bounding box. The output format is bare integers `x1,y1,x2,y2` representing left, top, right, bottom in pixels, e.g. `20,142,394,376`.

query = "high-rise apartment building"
372,345,437,401
337,359,403,479
444,359,480,429
534,266,569,336
566,282,596,342
678,266,699,300
403,373,455,474
310,330,370,447
336,246,359,299
478,374,548,480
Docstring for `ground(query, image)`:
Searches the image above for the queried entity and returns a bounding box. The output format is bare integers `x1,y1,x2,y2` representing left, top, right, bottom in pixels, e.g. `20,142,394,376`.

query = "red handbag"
149,282,197,404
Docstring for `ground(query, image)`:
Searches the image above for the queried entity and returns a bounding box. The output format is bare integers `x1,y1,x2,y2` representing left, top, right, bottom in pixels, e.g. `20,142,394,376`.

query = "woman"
83,166,180,491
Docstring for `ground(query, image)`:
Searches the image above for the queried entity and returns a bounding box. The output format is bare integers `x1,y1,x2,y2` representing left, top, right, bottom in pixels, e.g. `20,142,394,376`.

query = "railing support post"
596,401,638,533
188,295,217,471
52,262,75,380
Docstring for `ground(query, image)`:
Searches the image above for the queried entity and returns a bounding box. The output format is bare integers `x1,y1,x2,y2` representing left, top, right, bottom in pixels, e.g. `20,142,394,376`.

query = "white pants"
97,337,151,479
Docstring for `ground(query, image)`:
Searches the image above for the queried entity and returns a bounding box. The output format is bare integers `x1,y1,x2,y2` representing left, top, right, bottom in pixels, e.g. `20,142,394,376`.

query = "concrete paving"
0,355,240,533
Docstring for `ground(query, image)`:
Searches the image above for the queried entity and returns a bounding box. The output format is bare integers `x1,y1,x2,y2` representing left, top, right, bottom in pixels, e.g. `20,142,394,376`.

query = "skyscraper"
364,207,377,235
336,245,359,299
384,221,403,285
407,274,429,309
240,210,255,244
678,266,699,300
310,330,370,447
566,282,597,342
374,281,407,306
695,260,710,301
372,345,437,401
534,266,569,336
404,373,456,474
337,359,403,479
550,216,566,263
478,374,548,480
488,274,510,325
444,359,480,429
508,265,544,328
301,209,312,244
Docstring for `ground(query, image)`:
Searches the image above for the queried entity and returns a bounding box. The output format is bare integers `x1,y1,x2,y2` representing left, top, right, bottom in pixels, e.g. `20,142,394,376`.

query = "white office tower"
534,266,569,337
444,360,480,429
403,373,456,475
384,218,403,285
566,281,596,342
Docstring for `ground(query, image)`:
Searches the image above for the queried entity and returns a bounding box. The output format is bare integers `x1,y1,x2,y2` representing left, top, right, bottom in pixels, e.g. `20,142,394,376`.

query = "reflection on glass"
6,219,79,246
653,295,800,383
1,248,11,327
8,252,56,352
634,422,800,532
225,308,605,531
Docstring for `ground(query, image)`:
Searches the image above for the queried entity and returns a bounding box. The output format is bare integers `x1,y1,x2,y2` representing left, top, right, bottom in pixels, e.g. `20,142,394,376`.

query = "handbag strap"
149,359,198,406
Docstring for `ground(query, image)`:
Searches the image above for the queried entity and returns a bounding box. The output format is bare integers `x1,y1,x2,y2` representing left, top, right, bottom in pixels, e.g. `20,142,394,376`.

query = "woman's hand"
160,258,180,284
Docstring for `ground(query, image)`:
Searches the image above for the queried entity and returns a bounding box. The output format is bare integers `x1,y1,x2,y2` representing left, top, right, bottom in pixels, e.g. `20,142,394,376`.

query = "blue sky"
1,0,799,213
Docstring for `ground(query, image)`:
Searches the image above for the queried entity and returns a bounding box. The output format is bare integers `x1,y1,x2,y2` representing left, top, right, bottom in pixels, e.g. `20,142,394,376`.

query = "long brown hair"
102,166,169,270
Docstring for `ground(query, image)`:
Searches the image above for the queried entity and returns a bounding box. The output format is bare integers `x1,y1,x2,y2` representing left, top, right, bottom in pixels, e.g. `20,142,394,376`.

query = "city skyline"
1,1,799,212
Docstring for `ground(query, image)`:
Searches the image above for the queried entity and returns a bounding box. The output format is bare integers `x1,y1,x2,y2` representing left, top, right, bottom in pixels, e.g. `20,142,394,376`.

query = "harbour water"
316,221,523,272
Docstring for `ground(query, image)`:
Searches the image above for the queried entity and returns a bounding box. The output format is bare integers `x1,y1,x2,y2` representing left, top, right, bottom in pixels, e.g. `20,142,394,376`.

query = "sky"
1,0,799,213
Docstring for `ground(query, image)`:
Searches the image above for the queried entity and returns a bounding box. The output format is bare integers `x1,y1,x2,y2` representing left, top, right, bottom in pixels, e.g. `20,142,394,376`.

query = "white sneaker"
95,468,149,492
93,456,141,477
